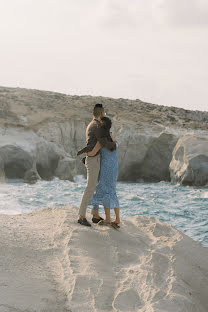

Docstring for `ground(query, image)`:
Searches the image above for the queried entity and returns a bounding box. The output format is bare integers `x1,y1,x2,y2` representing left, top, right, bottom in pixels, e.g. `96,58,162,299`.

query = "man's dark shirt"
77,119,116,156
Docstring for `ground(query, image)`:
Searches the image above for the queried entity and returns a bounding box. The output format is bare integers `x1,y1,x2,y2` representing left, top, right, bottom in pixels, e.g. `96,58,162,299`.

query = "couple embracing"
77,104,120,229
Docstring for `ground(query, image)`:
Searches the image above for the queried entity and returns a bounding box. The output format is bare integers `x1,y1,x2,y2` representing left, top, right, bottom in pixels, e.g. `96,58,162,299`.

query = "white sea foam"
0,192,23,214
73,175,86,184
201,192,208,199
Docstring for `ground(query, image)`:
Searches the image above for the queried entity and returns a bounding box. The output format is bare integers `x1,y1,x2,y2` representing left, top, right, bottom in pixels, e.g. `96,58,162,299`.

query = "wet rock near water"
24,168,41,184
0,145,33,179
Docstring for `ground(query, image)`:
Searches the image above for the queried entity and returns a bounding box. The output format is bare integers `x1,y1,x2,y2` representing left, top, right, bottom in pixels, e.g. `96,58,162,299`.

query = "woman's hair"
100,116,112,130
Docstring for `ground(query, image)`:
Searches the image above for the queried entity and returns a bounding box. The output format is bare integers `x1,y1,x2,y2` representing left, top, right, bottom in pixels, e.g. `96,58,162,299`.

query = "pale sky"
0,0,208,111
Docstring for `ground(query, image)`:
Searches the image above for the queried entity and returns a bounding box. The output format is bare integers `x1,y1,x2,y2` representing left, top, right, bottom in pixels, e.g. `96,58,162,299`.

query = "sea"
0,176,207,248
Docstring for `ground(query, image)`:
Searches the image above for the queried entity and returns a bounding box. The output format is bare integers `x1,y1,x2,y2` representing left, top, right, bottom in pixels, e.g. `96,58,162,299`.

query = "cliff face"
0,86,208,185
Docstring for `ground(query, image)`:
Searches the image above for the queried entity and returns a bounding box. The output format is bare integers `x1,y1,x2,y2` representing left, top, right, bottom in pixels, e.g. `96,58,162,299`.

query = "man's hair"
93,103,104,118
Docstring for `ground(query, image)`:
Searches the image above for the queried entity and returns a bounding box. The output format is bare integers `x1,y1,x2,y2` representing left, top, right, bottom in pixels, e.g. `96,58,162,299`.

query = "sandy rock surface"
0,206,208,312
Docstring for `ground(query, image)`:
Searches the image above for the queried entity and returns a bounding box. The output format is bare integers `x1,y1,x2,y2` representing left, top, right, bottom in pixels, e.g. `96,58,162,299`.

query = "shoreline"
0,206,208,312
1,179,208,249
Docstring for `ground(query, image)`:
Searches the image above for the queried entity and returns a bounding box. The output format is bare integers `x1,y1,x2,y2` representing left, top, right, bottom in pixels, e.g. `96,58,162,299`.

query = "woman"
87,117,120,228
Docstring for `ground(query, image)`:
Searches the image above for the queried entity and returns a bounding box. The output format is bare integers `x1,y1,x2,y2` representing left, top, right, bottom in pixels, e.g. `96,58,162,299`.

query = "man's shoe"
92,216,104,224
78,218,91,227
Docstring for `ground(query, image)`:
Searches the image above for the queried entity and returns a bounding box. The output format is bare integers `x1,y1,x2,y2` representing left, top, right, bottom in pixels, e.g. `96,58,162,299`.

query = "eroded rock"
139,133,178,182
24,168,41,184
54,157,76,181
169,135,208,186
0,145,33,179
1,86,208,185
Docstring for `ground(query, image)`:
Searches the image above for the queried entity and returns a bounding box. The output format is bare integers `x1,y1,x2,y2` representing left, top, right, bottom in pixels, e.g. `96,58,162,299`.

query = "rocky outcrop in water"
0,86,208,185
170,135,208,186
123,133,178,182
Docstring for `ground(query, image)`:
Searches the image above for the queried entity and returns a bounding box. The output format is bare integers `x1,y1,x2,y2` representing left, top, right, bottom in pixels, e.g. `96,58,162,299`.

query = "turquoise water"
0,176,208,248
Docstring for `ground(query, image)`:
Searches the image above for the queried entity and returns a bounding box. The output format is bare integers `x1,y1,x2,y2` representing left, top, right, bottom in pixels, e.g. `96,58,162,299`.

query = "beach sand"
0,206,208,312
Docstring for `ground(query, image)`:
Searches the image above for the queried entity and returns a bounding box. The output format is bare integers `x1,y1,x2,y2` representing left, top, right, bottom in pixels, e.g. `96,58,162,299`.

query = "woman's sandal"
111,221,120,229
98,220,111,226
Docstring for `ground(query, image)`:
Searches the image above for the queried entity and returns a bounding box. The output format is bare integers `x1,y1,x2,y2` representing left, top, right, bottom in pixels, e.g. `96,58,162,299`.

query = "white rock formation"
1,86,208,184
170,135,208,186
0,206,207,312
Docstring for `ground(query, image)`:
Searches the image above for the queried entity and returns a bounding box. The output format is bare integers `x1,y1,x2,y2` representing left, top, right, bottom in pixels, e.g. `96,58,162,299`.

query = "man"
77,104,117,226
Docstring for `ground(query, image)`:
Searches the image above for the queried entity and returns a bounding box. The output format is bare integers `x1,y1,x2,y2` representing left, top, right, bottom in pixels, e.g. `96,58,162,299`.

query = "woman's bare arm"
87,141,102,156
110,132,118,144
110,133,115,142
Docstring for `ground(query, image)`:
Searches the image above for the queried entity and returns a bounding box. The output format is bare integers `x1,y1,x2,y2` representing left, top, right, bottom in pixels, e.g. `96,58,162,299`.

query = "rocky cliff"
0,86,208,185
